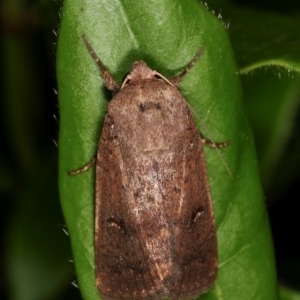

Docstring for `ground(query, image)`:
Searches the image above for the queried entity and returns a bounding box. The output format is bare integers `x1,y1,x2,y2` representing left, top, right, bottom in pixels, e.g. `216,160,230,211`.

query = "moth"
70,35,229,300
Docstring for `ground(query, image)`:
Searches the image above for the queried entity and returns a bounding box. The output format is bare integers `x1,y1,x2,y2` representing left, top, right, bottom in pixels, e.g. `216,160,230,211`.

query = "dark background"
1,0,300,299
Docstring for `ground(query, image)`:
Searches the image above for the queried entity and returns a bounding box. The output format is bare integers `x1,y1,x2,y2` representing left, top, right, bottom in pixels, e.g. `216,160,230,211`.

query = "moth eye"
191,207,204,224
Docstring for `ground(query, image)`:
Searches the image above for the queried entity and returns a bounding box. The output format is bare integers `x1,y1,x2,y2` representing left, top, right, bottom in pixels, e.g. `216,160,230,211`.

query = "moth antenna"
82,35,119,93
170,47,205,86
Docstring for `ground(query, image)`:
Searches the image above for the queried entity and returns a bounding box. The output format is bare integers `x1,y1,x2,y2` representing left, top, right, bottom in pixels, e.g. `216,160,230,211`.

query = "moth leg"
68,157,96,175
170,47,205,86
201,135,230,149
82,35,119,93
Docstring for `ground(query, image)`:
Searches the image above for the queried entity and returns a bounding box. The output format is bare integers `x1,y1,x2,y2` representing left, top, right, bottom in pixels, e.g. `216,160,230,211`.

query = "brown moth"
71,35,229,300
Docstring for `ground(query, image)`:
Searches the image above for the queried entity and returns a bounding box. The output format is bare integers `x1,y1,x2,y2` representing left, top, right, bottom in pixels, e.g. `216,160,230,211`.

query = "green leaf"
209,3,300,195
57,1,277,299
218,6,300,73
280,286,300,300
241,70,300,196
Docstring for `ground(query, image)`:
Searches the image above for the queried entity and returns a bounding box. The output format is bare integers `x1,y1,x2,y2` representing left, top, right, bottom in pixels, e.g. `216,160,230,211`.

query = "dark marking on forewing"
139,101,162,112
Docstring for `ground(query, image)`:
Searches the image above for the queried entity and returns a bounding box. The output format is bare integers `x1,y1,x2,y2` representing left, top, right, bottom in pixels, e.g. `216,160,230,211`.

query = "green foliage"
280,286,300,300
210,3,300,197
